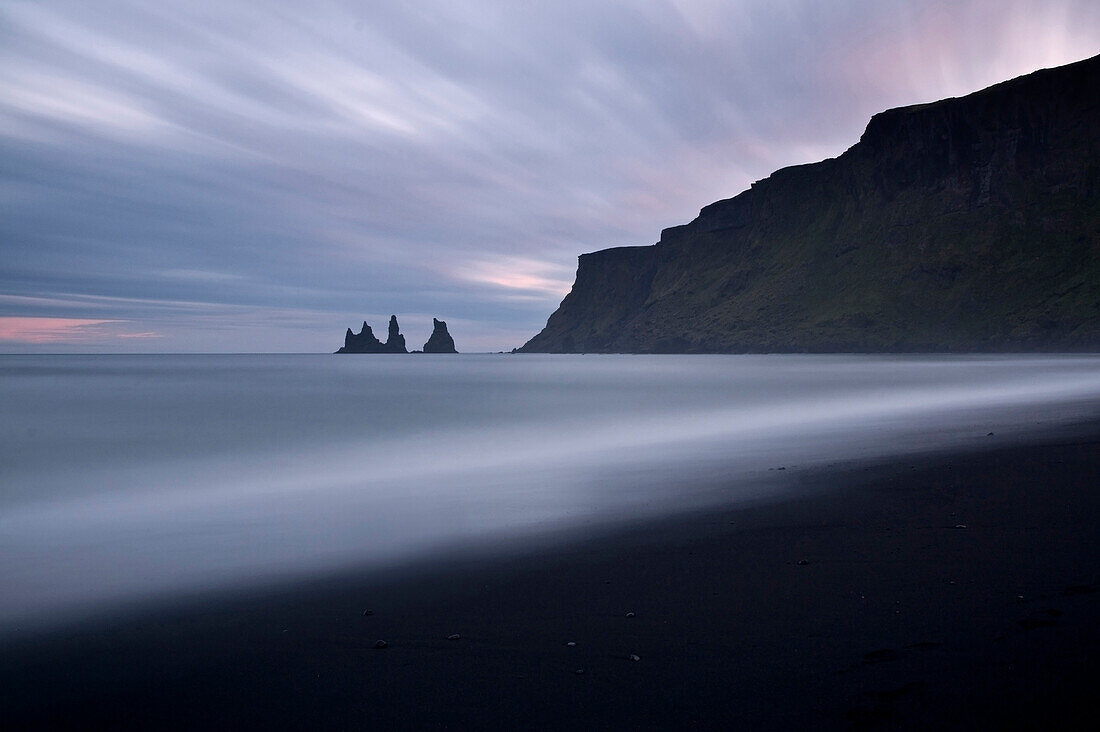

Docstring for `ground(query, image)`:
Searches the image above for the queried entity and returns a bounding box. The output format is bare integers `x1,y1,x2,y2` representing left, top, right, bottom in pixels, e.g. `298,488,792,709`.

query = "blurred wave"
2,353,1100,631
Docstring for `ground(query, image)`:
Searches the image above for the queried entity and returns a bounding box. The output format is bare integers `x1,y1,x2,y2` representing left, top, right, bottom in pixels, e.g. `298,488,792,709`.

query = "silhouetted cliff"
520,55,1100,353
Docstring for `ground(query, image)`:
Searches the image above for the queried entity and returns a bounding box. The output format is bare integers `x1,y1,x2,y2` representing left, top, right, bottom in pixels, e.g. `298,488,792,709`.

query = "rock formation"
336,315,408,353
519,54,1100,353
336,315,459,354
338,321,382,353
422,318,458,353
384,315,406,353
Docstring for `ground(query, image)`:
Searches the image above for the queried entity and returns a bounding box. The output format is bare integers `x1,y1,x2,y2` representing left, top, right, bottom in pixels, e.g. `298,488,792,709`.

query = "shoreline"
2,426,1098,729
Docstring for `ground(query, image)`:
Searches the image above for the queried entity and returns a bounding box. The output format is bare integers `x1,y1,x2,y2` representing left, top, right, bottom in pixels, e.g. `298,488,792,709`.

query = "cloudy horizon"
3,0,1099,352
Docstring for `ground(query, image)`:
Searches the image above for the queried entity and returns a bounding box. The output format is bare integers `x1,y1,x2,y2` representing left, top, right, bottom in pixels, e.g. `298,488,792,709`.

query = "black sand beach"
2,427,1098,730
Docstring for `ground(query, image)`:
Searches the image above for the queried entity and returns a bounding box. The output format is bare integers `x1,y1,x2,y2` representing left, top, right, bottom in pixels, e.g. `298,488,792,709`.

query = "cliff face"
520,55,1100,353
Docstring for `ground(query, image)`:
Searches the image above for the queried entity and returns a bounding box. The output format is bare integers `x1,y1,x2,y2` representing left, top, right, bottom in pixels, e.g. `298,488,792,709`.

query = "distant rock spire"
423,318,458,353
384,315,407,353
335,317,406,353
337,321,383,353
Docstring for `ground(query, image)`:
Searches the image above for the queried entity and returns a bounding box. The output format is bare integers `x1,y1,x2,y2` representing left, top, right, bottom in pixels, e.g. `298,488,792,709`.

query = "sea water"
2,353,1100,632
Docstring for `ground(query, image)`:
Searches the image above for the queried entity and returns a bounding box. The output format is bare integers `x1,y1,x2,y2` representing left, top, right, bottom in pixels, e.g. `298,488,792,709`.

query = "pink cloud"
829,1,1098,108
456,257,574,299
0,317,119,343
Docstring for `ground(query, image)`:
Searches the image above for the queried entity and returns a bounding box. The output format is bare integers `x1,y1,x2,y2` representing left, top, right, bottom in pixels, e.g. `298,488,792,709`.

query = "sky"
2,1,1099,352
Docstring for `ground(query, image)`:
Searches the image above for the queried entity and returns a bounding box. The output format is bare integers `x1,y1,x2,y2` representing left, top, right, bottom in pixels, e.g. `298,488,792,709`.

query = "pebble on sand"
374,640,387,649
629,654,641,662
447,634,461,641
626,612,636,618
565,641,576,647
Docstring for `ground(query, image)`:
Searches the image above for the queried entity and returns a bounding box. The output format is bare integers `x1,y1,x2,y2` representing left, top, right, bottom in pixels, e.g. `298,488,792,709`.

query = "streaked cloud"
0,317,118,343
116,331,164,339
457,257,575,300
1,1,1098,351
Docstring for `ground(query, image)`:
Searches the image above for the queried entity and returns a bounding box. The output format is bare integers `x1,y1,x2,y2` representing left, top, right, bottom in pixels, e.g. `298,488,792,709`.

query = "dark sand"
2,428,1098,730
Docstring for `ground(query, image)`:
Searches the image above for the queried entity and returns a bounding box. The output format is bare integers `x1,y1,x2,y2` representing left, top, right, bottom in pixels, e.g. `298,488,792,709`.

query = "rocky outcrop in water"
336,315,460,354
422,318,458,353
519,55,1100,353
336,315,408,353
384,315,406,353
339,321,382,353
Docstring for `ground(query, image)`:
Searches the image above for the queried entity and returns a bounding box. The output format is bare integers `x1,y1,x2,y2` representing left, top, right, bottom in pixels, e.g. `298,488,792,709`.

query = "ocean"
2,353,1099,632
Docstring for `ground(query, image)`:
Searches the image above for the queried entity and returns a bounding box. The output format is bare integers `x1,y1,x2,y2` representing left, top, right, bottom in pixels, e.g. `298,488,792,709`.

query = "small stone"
629,654,641,662
362,609,374,616
574,668,585,675
447,634,461,641
797,559,810,566
954,524,967,529
625,612,636,618
565,641,576,647
987,432,995,436
374,640,387,649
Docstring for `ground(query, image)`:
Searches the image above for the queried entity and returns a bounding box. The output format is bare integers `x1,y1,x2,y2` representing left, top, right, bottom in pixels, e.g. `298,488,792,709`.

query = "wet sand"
2,427,1098,730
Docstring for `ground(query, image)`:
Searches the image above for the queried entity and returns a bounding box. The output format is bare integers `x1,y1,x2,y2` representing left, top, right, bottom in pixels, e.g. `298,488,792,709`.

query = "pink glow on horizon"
0,317,118,343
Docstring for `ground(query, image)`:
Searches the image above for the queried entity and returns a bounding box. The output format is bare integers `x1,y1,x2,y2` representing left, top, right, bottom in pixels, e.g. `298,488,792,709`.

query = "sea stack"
422,318,458,353
337,321,383,353
336,315,408,353
384,315,407,353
